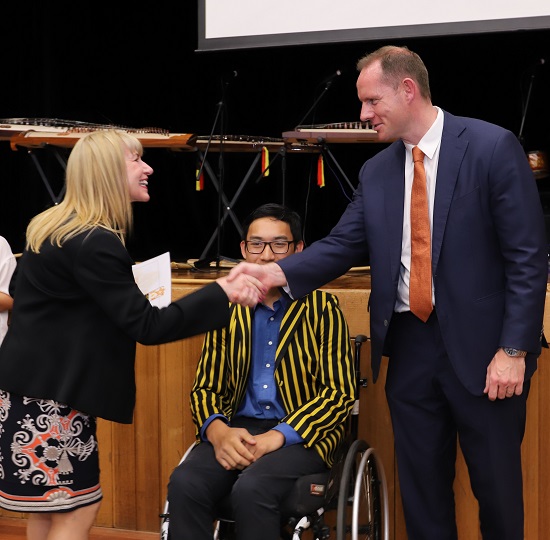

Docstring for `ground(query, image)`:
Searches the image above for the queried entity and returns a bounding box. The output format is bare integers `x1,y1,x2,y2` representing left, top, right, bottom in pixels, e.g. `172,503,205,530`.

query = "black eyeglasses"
245,240,296,254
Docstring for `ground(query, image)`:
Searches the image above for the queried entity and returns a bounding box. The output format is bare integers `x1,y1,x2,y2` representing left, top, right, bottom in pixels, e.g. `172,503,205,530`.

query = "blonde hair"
26,130,142,253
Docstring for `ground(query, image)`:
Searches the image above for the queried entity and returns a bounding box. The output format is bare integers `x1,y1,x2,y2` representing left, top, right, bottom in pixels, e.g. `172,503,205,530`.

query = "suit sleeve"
279,294,356,449
190,305,252,437
279,185,369,298
74,230,230,344
489,130,547,351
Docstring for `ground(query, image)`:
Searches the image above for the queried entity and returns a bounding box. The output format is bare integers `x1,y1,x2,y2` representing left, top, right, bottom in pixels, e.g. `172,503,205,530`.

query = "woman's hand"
216,273,266,307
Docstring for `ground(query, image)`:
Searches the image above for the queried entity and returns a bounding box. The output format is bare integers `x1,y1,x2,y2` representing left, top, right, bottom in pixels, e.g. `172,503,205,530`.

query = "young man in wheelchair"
167,203,356,540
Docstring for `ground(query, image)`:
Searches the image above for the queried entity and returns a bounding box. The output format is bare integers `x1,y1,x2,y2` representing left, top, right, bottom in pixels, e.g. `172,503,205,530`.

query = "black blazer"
0,228,229,423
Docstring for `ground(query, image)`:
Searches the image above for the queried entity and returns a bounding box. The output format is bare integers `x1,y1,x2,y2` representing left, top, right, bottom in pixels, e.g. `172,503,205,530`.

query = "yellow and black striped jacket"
190,290,356,467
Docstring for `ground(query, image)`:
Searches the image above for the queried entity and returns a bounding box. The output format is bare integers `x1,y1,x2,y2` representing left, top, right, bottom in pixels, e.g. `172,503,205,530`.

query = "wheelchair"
160,334,389,540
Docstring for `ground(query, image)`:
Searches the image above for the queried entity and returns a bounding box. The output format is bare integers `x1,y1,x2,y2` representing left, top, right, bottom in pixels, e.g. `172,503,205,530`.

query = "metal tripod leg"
321,145,355,192
198,150,262,260
28,149,67,205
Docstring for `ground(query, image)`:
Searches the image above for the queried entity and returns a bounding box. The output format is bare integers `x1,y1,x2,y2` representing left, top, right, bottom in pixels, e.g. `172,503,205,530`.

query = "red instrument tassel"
261,146,270,177
317,154,325,187
196,161,204,191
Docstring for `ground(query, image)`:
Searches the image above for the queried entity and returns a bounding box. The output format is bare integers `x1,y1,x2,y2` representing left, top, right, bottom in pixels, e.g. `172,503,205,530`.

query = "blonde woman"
0,130,263,540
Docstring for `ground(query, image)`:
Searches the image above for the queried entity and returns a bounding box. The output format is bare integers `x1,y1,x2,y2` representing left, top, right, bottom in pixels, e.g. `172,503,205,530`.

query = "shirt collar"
403,106,444,160
255,292,289,313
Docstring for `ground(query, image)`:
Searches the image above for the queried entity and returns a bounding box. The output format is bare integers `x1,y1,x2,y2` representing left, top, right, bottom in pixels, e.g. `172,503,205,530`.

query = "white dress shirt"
395,106,444,312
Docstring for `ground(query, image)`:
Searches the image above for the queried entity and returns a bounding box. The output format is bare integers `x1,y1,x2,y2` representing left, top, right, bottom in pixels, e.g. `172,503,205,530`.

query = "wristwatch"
502,347,527,357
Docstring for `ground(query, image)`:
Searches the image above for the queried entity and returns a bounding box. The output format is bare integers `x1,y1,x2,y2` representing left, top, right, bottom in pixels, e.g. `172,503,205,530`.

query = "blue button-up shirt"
201,295,303,446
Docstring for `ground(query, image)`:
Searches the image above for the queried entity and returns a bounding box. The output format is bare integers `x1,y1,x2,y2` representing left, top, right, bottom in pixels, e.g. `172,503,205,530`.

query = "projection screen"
197,0,550,52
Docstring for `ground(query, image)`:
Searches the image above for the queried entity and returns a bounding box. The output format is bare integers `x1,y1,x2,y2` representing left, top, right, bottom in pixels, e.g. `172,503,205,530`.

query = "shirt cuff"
273,423,303,447
200,414,228,441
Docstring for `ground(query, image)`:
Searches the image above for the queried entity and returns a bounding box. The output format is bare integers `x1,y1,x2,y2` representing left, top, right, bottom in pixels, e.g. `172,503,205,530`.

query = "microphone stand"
295,77,338,129
517,59,545,148
194,75,236,271
518,71,535,149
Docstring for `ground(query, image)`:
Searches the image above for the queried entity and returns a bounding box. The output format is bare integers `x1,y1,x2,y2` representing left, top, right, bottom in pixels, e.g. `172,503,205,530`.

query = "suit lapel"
231,304,253,377
276,298,307,367
384,143,407,279
431,113,468,272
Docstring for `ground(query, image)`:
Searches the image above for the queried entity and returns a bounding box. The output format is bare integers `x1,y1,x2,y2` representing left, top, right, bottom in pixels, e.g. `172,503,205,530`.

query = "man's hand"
242,429,285,460
216,274,266,307
205,419,257,470
227,262,287,290
484,348,526,401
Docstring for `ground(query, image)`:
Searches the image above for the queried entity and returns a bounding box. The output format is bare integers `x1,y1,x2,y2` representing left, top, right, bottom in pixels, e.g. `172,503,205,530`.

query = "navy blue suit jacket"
279,111,548,395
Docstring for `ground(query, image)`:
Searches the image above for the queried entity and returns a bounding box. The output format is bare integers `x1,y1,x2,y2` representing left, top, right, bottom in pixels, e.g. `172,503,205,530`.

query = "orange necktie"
409,146,433,322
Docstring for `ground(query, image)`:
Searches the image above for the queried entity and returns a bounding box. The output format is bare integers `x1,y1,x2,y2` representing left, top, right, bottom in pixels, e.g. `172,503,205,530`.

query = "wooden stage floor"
0,517,158,540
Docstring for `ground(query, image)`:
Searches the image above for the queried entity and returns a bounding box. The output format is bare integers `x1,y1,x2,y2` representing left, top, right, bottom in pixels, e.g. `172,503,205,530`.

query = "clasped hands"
206,419,285,471
484,348,526,401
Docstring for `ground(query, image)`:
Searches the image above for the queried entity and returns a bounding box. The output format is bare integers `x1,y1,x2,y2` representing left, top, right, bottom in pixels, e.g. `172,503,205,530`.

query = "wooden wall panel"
134,345,161,531
1,277,548,540
539,296,550,537
95,419,114,527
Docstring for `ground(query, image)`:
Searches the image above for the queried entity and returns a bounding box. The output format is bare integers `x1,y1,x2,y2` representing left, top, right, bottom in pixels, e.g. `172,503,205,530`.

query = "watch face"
504,347,526,357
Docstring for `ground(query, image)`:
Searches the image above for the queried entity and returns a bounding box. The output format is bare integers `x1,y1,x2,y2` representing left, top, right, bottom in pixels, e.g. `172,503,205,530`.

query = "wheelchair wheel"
336,439,389,540
159,442,198,540
213,519,236,540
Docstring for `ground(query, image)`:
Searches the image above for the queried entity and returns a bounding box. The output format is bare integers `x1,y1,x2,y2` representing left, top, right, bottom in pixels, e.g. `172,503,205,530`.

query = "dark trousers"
166,417,326,540
386,311,528,540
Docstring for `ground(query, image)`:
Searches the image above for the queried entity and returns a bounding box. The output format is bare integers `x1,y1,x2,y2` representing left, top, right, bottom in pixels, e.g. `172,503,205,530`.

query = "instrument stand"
320,144,355,193
280,146,287,205
28,148,67,205
194,75,238,270
196,146,285,265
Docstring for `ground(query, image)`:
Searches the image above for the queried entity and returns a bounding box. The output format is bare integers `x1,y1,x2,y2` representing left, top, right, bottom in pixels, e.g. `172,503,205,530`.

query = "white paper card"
132,252,172,308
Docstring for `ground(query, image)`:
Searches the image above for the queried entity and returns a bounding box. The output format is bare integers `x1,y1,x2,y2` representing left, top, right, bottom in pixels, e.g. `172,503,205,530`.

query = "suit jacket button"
384,320,389,327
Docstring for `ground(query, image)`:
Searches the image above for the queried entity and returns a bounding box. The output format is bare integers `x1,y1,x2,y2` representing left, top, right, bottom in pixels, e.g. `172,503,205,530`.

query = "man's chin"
375,128,389,141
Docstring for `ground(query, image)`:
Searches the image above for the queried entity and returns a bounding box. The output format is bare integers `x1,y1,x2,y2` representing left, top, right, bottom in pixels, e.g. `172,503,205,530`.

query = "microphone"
295,69,343,127
524,58,546,73
319,69,343,88
221,70,238,88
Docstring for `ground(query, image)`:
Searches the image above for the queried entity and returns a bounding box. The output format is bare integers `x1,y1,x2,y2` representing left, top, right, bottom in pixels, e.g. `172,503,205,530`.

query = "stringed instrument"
0,118,197,150
283,121,379,143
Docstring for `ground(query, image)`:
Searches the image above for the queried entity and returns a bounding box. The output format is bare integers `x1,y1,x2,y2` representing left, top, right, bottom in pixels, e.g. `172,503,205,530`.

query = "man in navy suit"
229,45,548,539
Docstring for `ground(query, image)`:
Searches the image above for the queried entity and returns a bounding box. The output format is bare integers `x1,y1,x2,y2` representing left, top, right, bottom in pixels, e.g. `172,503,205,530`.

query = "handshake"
215,262,287,307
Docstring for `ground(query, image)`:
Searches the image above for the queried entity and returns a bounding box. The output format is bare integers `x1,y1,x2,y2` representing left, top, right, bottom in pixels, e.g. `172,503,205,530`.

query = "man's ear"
295,241,305,253
402,78,416,103
240,241,247,259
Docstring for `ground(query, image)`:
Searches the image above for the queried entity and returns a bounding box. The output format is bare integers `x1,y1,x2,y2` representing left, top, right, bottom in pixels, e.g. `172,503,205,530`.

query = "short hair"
241,203,303,243
356,45,431,101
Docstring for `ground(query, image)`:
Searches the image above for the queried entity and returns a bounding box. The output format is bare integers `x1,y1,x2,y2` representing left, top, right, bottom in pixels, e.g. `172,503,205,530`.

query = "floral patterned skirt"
0,389,102,513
